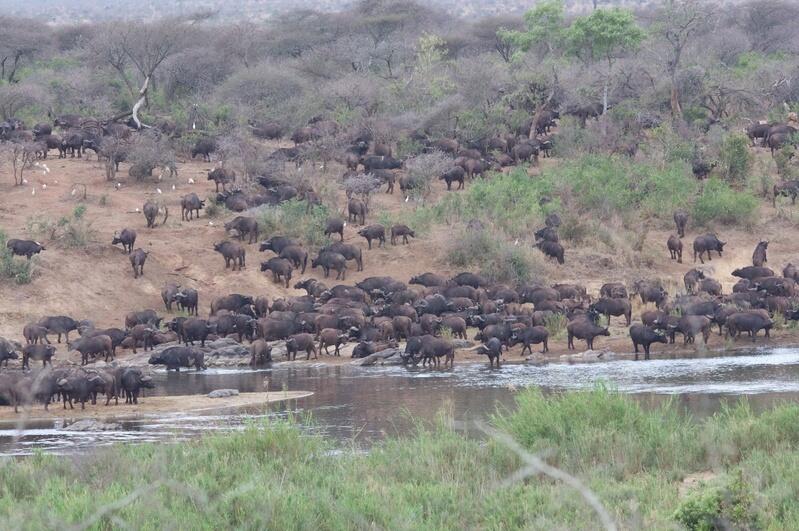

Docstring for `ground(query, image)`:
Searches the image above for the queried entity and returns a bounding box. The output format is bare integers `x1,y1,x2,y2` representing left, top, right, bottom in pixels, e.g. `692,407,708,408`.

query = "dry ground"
1,146,798,367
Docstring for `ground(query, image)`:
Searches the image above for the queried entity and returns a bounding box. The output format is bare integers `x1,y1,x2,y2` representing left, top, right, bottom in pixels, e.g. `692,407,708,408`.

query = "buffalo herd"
0,110,797,413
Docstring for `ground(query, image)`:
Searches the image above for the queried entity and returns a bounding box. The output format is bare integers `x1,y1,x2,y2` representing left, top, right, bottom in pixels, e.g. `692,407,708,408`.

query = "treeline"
1,0,799,142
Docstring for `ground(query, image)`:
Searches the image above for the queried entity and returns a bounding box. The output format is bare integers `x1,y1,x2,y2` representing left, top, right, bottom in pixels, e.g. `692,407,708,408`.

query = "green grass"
2,389,799,529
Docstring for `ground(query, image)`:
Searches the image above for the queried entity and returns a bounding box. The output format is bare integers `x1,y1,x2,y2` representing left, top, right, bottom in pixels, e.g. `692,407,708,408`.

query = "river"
2,347,799,456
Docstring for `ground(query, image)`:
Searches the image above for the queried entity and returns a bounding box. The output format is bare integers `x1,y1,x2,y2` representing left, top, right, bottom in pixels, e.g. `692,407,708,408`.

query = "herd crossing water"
2,348,799,455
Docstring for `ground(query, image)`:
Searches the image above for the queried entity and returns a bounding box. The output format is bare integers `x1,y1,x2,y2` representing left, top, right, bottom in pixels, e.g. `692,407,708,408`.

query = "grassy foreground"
2,389,799,530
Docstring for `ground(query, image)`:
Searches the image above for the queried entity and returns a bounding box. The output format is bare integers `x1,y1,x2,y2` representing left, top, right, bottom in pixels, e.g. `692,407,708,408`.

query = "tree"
499,0,566,59
567,8,646,114
87,19,190,127
649,0,712,119
0,18,46,83
499,1,568,137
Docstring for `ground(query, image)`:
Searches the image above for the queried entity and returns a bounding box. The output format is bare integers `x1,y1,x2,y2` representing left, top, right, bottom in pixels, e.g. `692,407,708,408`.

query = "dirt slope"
0,147,796,359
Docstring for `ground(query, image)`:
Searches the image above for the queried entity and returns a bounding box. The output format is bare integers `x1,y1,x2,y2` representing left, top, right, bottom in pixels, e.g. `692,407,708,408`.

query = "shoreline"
14,327,796,373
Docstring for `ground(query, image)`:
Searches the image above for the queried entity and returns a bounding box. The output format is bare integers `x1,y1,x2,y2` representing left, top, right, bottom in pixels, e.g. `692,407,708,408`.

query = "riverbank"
0,391,312,422
1,388,798,529
48,324,799,371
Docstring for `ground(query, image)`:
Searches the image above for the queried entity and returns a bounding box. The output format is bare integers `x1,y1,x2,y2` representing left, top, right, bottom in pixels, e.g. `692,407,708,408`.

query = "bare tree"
0,18,46,83
341,173,382,207
403,150,452,200
1,143,36,186
648,0,712,119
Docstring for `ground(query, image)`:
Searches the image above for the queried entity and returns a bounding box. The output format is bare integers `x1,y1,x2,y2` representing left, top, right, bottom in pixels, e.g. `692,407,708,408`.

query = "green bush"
719,134,753,185
0,230,34,284
26,205,96,249
257,200,330,248
692,179,758,227
444,228,549,284
674,472,756,531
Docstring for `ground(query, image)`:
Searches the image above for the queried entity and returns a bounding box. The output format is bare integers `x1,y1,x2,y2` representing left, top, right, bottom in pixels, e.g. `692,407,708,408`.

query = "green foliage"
26,206,96,249
567,8,646,64
719,134,753,185
445,227,549,284
500,0,566,57
674,472,756,531
3,391,799,528
257,200,330,248
648,123,695,164
0,230,34,284
494,387,701,476
692,178,758,227
543,312,567,339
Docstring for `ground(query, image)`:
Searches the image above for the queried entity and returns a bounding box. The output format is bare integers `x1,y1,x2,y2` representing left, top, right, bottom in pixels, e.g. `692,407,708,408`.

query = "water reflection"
2,348,799,455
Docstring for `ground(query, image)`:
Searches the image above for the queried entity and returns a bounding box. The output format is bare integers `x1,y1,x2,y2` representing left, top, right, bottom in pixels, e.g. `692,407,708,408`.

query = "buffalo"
130,248,149,278
214,241,246,271
693,234,725,264
629,324,667,360
6,239,45,259
112,228,137,254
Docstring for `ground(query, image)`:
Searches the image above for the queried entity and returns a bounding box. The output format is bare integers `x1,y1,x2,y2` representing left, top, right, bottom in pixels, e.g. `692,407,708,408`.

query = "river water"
2,347,799,456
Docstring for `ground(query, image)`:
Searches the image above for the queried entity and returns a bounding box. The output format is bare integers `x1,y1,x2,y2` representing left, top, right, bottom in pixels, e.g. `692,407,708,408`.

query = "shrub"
692,179,758,227
403,151,452,200
719,134,753,185
26,205,96,249
0,230,34,284
444,227,550,284
257,200,330,248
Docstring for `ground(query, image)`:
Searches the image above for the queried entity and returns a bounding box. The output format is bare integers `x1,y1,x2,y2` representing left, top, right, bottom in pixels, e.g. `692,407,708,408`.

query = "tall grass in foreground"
2,389,799,529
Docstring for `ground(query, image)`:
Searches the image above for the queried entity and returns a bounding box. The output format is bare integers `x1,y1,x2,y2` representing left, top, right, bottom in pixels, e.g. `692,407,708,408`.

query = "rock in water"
63,419,122,431
208,389,240,398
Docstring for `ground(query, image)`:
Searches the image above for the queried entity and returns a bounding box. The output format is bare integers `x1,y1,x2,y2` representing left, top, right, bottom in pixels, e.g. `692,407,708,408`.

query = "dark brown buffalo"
752,240,768,267
214,241,245,271
285,333,318,360
439,166,465,190
667,234,682,263
324,218,345,241
22,344,56,369
509,326,549,355
311,252,347,280
390,225,415,245
142,200,168,228
224,216,259,244
693,234,726,264
181,193,205,221
536,240,564,264
599,282,627,299
260,258,293,287
629,324,667,360
6,239,45,259
323,242,363,272
567,320,610,350
129,248,149,278
279,245,309,274
590,298,632,326
112,228,137,254
207,168,236,192
348,198,368,225
250,339,272,366
358,224,386,249
68,334,113,365
731,266,774,280
673,210,688,238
